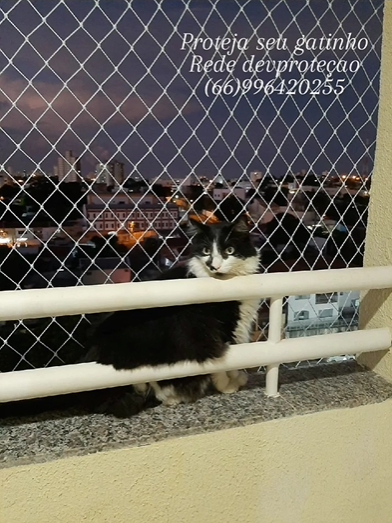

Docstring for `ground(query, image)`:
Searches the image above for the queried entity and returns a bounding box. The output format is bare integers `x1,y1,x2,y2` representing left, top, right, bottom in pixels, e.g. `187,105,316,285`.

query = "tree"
151,184,171,198
0,247,31,290
23,180,86,221
300,172,320,186
89,235,127,257
307,191,330,215
0,183,19,202
123,178,148,192
325,230,363,266
193,194,216,213
214,195,246,221
263,186,289,206
185,184,204,202
265,213,312,257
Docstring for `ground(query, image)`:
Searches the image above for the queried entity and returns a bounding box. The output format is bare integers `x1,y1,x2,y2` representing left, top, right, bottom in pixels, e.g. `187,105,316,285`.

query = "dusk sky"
0,0,383,180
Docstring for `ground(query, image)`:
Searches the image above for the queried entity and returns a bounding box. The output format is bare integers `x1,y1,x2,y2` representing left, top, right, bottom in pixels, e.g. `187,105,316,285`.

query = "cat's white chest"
233,299,260,344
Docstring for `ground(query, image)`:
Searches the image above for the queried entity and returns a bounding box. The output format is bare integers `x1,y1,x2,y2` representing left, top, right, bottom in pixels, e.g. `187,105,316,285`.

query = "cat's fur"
84,215,260,416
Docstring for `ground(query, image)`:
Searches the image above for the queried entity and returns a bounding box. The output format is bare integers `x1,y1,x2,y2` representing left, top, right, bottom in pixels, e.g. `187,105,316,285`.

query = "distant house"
23,255,132,288
213,187,246,201
85,190,159,206
23,269,80,289
0,219,85,246
285,291,359,338
83,202,179,234
79,257,131,285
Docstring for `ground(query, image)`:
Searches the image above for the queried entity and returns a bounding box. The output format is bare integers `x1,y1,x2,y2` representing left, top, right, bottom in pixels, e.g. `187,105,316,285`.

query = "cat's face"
187,216,259,278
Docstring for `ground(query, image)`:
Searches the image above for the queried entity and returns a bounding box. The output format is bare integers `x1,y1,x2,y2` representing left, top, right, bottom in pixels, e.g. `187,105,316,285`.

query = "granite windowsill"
1,361,392,469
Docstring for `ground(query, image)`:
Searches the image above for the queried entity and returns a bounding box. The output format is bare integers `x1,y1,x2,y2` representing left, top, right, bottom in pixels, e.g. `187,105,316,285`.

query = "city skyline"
0,0,383,181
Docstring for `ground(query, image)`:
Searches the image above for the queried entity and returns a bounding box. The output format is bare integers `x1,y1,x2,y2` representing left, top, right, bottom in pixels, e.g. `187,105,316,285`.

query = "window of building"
295,295,310,300
319,308,334,318
294,310,309,321
315,292,338,304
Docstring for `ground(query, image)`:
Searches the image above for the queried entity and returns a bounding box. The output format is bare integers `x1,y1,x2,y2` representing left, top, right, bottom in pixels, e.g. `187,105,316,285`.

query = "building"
85,190,159,206
79,258,131,285
151,174,197,189
84,202,179,233
247,200,318,227
56,150,81,182
249,170,263,184
0,219,85,248
285,291,360,338
213,187,246,201
95,161,125,186
95,163,111,185
109,160,124,185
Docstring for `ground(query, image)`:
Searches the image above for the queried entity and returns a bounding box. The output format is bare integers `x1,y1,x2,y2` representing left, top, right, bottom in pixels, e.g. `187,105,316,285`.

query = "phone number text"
204,77,347,97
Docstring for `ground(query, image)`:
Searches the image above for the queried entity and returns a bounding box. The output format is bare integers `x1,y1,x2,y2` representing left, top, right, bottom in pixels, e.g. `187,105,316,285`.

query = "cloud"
0,66,202,173
0,70,201,141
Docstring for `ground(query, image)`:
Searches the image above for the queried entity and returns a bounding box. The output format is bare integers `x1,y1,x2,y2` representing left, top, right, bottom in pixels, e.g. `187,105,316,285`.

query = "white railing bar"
0,329,389,403
0,266,391,322
265,296,283,397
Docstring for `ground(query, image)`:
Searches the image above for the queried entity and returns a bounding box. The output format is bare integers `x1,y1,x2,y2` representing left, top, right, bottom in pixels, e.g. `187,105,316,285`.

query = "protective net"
0,0,383,371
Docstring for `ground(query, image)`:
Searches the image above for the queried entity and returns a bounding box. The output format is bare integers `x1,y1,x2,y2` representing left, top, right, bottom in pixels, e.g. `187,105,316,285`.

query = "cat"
83,215,260,417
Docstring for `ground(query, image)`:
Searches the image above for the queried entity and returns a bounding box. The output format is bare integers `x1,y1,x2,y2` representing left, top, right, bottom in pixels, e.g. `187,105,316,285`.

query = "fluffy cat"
84,215,260,417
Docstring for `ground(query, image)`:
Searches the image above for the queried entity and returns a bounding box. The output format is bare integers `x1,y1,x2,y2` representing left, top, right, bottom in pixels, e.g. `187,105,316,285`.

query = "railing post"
265,296,283,397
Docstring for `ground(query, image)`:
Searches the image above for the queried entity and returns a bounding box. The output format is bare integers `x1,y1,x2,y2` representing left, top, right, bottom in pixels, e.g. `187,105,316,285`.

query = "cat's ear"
188,217,208,236
232,214,250,234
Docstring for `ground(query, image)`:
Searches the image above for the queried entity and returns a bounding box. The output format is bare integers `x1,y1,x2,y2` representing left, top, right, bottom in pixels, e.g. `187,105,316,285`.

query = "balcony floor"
1,361,392,469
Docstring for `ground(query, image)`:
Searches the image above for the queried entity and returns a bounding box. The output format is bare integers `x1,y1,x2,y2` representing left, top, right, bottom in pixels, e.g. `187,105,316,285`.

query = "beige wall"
359,1,392,379
2,400,392,523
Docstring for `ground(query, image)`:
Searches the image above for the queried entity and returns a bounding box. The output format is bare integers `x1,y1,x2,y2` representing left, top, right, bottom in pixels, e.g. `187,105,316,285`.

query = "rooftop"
86,203,178,210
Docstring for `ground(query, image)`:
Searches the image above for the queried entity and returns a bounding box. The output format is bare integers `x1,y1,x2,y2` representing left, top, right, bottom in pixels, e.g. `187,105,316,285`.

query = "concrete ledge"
1,361,392,469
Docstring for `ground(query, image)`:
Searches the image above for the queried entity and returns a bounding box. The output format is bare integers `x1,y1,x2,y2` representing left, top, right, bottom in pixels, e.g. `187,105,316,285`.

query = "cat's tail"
83,385,160,418
79,346,160,418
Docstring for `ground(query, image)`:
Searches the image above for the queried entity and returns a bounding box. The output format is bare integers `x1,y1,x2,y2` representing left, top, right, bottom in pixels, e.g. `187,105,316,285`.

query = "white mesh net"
0,0,383,371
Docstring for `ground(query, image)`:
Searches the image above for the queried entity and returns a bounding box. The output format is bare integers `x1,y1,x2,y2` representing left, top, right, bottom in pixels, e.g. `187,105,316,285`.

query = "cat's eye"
202,247,211,255
225,247,235,255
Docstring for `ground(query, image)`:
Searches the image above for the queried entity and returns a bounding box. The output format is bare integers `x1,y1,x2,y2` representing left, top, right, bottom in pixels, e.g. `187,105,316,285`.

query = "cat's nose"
210,256,223,271
210,262,221,271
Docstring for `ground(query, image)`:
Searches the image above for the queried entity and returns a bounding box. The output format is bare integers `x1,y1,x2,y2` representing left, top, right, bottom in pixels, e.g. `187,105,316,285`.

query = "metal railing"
0,265,391,403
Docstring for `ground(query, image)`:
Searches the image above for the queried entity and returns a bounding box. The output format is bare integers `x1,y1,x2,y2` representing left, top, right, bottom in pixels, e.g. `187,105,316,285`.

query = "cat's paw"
162,397,182,407
211,372,231,393
220,383,241,394
133,383,148,394
212,371,247,394
228,370,248,388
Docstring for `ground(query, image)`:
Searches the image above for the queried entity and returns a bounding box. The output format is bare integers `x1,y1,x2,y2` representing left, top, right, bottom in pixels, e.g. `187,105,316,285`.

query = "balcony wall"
359,0,392,379
2,397,392,523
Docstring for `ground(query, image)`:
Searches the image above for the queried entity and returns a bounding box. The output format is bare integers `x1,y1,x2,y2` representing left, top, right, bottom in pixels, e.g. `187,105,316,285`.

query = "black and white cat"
84,215,260,416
